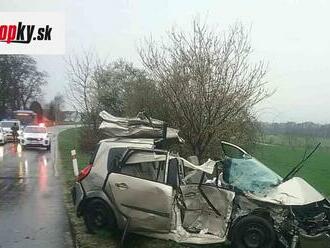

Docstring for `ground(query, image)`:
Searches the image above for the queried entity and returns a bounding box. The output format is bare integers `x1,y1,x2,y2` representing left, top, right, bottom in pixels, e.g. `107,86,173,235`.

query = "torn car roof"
99,111,182,141
99,111,215,174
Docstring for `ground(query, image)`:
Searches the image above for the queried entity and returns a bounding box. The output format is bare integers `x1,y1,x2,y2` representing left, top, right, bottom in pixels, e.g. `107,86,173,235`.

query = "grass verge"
58,128,118,248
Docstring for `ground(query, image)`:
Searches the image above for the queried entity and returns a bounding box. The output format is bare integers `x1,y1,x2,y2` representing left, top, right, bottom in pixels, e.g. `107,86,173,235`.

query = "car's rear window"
107,147,127,172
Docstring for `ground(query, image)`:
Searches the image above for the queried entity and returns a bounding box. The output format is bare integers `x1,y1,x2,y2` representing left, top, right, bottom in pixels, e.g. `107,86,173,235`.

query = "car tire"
83,199,116,234
46,145,51,151
231,215,276,248
21,145,25,150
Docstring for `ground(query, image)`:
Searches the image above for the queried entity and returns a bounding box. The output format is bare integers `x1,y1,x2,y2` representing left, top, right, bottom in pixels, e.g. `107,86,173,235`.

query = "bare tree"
93,59,160,117
66,53,158,125
66,52,103,150
0,55,47,117
139,20,272,160
20,70,47,108
66,53,154,150
93,59,133,116
66,52,97,114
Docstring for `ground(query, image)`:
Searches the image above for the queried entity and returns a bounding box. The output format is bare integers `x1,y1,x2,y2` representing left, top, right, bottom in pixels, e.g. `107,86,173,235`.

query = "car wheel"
83,199,116,234
231,215,276,248
46,145,51,151
21,145,26,150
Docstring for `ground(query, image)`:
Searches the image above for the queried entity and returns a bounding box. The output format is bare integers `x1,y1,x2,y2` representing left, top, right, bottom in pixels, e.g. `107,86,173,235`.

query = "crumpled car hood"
246,177,325,206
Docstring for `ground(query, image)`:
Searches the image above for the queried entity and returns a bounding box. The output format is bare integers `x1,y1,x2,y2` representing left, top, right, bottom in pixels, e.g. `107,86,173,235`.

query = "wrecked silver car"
219,142,330,248
72,112,330,248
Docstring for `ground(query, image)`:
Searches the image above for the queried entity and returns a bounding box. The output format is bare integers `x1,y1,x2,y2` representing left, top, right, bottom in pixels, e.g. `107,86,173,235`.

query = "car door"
107,149,173,232
180,184,235,237
177,156,235,238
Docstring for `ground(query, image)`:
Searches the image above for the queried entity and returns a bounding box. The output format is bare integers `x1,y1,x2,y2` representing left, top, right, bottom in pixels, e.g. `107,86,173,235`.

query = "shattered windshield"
223,156,282,194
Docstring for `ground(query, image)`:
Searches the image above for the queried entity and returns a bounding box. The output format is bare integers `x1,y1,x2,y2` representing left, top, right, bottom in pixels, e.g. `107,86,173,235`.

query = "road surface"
0,126,73,248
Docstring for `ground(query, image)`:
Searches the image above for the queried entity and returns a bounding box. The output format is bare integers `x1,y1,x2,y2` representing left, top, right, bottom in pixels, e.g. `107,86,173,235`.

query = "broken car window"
221,142,247,159
223,157,282,194
121,161,166,182
120,151,167,183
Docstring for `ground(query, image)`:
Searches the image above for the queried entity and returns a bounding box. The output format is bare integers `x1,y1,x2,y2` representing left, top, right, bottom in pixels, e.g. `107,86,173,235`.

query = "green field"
261,134,330,148
256,135,330,196
58,128,330,247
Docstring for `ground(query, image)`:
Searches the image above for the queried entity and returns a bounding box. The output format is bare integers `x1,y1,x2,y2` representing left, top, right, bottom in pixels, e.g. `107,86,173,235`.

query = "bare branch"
139,19,273,159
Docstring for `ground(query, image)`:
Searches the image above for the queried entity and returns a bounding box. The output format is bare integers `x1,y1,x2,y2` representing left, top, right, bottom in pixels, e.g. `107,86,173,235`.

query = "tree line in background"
68,20,272,161
261,122,330,149
0,55,47,119
0,55,66,123
261,122,330,138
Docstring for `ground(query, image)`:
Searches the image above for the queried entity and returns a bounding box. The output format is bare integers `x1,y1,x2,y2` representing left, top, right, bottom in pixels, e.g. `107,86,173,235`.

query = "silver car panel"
107,173,173,232
180,184,235,237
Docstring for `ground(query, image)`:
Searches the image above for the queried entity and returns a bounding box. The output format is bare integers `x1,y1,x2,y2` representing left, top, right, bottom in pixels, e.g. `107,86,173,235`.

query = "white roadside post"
71,149,79,177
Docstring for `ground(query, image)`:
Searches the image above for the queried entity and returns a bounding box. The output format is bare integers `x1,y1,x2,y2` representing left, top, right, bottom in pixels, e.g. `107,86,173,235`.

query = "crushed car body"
72,112,330,248
99,110,182,141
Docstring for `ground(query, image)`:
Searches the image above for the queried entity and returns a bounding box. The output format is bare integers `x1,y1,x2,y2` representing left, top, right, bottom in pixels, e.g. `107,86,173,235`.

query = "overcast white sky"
2,0,330,123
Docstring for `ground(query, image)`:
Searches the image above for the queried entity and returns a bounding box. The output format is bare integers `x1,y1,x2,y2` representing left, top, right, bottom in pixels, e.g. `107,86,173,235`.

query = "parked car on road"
72,138,330,248
0,120,21,142
19,125,51,150
0,127,6,145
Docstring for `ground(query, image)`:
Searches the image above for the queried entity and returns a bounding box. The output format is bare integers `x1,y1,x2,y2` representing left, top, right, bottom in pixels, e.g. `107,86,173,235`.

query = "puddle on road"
0,143,53,197
0,146,3,162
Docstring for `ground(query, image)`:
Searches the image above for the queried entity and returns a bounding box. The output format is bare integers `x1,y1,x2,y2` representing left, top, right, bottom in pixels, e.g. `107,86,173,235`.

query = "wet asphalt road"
0,126,73,248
